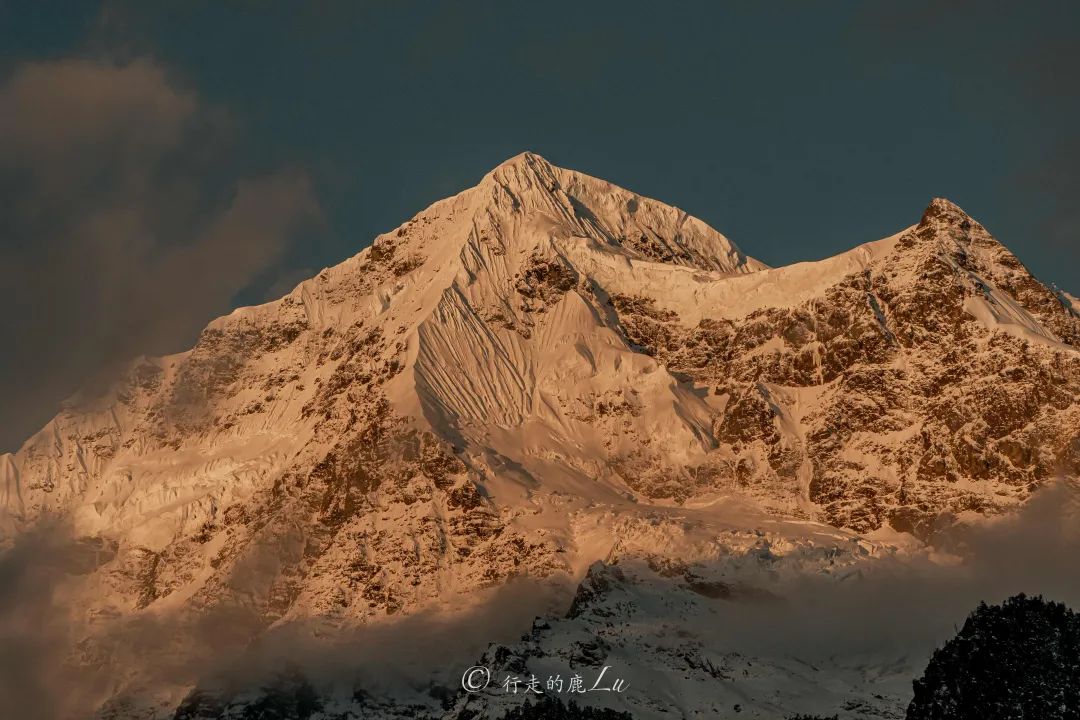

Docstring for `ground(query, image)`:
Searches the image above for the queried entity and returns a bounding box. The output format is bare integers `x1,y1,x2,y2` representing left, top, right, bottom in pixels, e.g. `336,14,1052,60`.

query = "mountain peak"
469,152,764,274
481,150,556,187
6,156,1080,719
492,149,548,170
918,197,975,231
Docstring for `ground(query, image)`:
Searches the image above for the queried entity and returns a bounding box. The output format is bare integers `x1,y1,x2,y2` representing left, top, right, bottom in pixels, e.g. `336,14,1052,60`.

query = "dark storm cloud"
0,57,320,452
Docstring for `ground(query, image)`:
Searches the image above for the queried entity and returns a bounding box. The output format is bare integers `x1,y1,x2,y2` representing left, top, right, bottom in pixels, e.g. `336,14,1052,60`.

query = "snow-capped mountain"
2,153,1078,719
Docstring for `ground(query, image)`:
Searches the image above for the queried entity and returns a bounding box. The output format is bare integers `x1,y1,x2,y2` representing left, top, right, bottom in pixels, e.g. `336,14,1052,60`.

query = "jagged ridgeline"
0,153,1077,719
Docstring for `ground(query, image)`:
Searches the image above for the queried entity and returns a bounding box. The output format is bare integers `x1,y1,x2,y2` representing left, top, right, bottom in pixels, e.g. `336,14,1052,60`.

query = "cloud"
5,484,1077,717
0,521,113,720
181,577,573,708
0,59,196,192
0,542,571,719
0,57,320,452
702,480,1080,672
98,483,1080,715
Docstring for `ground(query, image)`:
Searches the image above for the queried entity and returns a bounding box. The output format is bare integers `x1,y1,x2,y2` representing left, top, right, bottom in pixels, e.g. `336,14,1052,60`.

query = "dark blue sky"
6,1,1078,282
1,1,1078,448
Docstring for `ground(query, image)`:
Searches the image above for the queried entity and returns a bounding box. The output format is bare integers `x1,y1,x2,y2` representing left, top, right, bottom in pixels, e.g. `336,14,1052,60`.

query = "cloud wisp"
0,56,321,452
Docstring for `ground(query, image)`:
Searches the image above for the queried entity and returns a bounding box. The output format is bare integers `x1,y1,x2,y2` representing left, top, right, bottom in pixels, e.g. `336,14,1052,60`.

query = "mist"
2,482,1078,718
704,480,1080,669
0,522,575,719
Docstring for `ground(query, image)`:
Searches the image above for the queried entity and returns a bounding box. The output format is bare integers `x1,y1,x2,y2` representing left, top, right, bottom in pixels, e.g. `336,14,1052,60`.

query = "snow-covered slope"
2,153,1078,719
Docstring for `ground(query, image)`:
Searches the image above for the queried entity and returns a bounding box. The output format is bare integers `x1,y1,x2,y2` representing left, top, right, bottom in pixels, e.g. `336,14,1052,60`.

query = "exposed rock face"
0,153,1076,717
606,197,1080,534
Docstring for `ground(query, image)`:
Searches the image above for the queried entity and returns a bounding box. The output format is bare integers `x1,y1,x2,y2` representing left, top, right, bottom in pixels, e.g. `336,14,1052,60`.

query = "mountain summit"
2,154,1078,718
